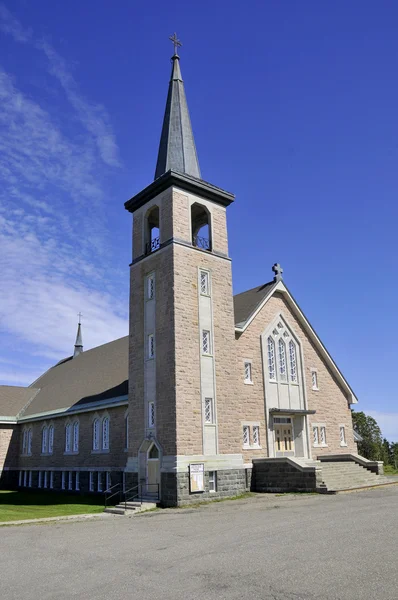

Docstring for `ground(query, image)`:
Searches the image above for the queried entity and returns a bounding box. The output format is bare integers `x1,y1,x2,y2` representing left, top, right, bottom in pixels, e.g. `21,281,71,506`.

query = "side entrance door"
146,443,160,499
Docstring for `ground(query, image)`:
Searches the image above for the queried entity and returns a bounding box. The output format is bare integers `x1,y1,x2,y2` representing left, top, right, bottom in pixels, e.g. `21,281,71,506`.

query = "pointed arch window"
27,429,32,455
267,336,276,381
278,338,287,382
102,417,110,450
289,340,298,383
92,418,100,450
48,425,54,454
65,423,71,453
22,429,28,455
72,421,79,452
41,426,48,454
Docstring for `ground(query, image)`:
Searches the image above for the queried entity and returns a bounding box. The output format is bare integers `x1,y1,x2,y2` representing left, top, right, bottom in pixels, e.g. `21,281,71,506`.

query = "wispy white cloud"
367,411,398,442
0,4,31,43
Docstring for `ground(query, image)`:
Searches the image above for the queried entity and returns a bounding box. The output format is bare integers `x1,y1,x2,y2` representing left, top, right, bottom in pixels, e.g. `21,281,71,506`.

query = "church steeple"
73,314,83,358
154,36,201,180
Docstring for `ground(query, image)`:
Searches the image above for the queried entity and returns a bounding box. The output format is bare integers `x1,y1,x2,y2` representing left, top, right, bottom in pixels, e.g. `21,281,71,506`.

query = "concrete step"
105,501,157,516
318,460,395,492
104,507,125,515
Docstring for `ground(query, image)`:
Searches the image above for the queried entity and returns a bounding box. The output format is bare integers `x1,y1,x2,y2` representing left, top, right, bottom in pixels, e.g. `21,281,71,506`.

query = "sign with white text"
189,463,204,493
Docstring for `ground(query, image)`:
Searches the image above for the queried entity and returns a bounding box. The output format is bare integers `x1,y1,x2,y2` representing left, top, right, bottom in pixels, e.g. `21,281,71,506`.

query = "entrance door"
146,443,160,498
274,417,295,457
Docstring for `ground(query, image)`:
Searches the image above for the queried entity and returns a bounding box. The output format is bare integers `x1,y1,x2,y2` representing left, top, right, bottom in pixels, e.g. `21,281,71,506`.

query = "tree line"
352,411,398,467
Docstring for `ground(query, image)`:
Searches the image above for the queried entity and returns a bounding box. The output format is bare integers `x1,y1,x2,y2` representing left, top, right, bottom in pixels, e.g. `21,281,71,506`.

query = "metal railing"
193,235,211,251
145,237,160,255
104,482,122,508
104,482,160,510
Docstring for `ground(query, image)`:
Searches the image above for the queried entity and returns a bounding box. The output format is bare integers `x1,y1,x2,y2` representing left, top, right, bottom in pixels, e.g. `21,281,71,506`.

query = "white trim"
17,396,129,423
235,280,358,404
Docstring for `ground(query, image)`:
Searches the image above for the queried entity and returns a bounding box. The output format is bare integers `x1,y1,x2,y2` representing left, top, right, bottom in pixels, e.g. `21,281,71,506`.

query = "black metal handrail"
145,237,160,255
123,484,141,510
193,235,211,250
104,482,121,508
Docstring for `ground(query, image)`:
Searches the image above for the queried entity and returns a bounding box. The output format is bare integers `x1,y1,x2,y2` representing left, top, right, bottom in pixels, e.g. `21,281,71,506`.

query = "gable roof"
0,386,39,419
234,279,358,405
233,282,276,328
20,336,129,419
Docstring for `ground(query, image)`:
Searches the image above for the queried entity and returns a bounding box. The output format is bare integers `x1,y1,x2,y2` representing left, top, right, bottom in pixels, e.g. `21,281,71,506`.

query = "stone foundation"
160,468,246,507
252,459,323,492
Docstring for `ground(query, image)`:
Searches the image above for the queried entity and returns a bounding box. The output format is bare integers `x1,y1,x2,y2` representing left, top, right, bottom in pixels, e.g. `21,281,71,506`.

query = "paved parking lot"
2,486,398,600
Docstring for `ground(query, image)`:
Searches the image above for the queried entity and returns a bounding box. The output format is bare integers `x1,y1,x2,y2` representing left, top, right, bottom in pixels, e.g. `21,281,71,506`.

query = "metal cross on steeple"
77,312,83,324
169,32,182,55
272,263,283,282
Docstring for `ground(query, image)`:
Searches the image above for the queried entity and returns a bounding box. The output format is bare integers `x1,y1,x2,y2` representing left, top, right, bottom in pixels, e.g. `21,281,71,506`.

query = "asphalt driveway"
1,486,398,600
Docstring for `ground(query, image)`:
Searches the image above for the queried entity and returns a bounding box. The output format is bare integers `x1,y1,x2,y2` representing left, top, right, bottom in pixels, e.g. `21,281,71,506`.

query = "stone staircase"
319,461,396,492
104,500,157,516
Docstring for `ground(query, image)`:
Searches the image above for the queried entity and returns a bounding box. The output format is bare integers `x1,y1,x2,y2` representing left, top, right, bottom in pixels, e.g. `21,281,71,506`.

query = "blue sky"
0,1,397,439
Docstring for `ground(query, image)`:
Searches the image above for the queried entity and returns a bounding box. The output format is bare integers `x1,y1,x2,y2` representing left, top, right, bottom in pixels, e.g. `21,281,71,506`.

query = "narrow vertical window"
202,330,211,355
148,334,155,359
44,471,48,489
311,370,318,390
41,426,48,454
38,471,42,488
89,471,94,492
244,361,252,383
200,270,209,295
23,470,27,487
147,274,155,300
252,426,260,447
320,426,327,446
102,417,110,450
289,340,297,382
18,471,22,486
65,423,71,453
106,472,111,491
68,471,73,491
75,472,80,491
340,426,346,446
22,430,27,455
73,421,79,452
28,471,32,488
49,471,53,489
267,337,276,380
278,338,287,381
208,471,217,492
93,418,100,450
27,429,32,455
313,426,319,446
61,471,66,490
243,425,250,447
97,472,103,492
204,398,214,424
125,414,129,449
148,402,155,428
48,425,54,454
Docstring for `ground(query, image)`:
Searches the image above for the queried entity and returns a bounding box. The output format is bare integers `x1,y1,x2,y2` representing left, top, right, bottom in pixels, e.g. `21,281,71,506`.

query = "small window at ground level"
44,471,48,489
61,472,66,490
97,472,103,492
68,471,73,490
89,471,94,492
106,472,111,491
23,471,27,487
75,472,80,491
28,471,32,488
209,471,217,492
38,471,42,488
49,471,53,489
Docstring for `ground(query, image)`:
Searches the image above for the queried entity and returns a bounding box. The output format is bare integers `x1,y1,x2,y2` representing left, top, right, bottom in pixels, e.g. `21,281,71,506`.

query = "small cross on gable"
272,263,283,282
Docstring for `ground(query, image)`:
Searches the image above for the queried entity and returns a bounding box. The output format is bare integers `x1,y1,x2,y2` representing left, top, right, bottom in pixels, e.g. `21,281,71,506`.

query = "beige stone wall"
0,425,19,471
17,405,127,471
236,292,356,462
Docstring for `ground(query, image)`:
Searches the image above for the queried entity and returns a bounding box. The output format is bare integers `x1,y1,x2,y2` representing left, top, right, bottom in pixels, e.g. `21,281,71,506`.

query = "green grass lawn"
384,465,398,476
0,490,105,523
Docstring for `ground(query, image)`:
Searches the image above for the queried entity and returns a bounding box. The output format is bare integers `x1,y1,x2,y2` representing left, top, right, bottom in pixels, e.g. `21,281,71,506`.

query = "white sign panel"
189,463,204,493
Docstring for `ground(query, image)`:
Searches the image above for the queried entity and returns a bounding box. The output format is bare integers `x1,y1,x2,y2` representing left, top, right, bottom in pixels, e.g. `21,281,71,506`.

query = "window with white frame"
278,338,287,382
27,429,32,455
49,471,53,489
68,471,73,491
320,426,327,446
18,471,22,486
244,361,252,384
102,417,110,450
97,472,103,492
106,472,111,491
252,425,260,447
28,471,32,488
23,470,27,487
65,423,71,453
41,426,48,454
72,421,79,452
208,471,217,492
148,402,155,428
202,330,211,355
311,370,319,390
267,336,276,380
38,471,42,488
44,471,48,489
313,426,319,446
75,472,80,491
125,413,129,449
22,430,27,455
148,334,155,359
92,418,100,450
243,425,250,447
89,471,94,492
340,425,347,446
289,340,298,382
61,471,66,490
147,274,155,300
204,397,214,424
200,270,210,295
48,425,54,454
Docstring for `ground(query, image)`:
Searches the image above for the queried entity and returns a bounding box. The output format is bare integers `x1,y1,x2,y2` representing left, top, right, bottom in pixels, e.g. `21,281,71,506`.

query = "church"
0,42,384,507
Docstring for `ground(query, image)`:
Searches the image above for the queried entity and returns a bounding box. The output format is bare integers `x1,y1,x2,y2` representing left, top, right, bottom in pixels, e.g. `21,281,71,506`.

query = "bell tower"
124,40,245,506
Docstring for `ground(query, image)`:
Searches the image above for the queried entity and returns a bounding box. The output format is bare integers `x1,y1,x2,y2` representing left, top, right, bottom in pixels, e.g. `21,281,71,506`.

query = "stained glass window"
278,338,287,381
289,340,297,382
267,336,276,380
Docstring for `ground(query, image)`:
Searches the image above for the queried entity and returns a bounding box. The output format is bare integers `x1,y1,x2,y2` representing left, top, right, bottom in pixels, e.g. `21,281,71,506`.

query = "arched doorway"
146,442,160,499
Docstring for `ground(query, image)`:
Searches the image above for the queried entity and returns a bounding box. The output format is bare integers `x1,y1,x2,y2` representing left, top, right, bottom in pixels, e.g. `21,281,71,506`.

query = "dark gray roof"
233,281,276,327
0,386,38,418
22,336,129,418
154,54,201,180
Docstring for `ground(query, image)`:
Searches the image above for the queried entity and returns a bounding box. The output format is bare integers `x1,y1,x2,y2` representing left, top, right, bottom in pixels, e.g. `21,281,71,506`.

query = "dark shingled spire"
74,318,83,358
154,53,201,180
